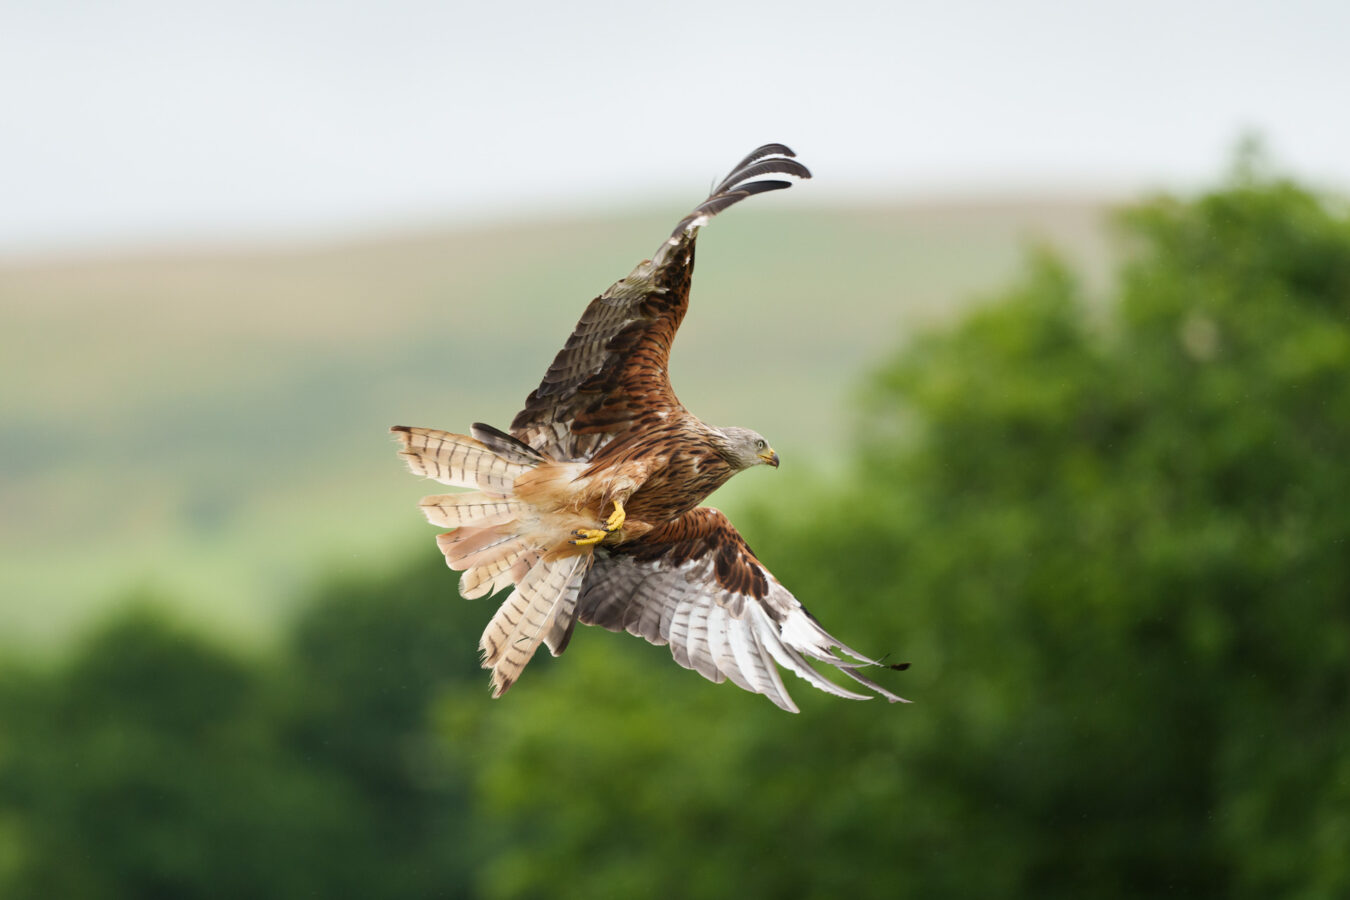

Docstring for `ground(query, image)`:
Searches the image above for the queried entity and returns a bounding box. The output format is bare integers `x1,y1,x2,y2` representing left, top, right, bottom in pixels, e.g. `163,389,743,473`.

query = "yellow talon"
570,528,606,546
604,499,626,533
570,501,626,546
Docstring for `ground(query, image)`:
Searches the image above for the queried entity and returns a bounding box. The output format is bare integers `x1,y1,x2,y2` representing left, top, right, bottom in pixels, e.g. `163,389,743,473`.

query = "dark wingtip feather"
691,180,792,216
471,421,547,464
726,143,798,174
665,143,810,240
713,156,812,196
838,665,911,704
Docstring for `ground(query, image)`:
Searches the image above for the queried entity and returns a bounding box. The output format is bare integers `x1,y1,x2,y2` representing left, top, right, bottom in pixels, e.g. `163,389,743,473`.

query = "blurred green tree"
461,154,1350,898
0,605,367,899
0,562,490,900
276,555,489,898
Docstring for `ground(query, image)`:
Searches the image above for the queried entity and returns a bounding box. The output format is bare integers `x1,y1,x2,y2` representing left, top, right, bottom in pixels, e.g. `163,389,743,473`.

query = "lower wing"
574,507,908,713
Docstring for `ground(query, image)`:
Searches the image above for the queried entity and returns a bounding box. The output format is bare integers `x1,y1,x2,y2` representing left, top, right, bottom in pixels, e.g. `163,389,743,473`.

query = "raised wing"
567,507,907,713
509,144,811,461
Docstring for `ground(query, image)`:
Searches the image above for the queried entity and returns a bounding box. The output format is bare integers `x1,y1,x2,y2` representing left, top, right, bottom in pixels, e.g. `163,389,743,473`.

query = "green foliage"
0,569,484,900
276,558,487,898
0,607,365,899
2,158,1348,897
848,160,1350,896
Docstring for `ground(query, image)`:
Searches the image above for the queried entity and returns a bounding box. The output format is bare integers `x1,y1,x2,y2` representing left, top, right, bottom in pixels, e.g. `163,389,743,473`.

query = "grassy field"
0,198,1116,648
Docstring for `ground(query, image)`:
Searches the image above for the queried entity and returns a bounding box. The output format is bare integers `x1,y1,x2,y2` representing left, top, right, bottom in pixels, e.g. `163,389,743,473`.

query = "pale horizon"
4,0,1348,257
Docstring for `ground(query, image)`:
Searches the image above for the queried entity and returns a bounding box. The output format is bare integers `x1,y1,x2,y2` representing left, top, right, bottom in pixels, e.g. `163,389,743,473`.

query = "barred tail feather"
395,421,563,603
479,554,589,697
437,527,519,568
419,492,525,528
391,426,532,492
505,553,535,594
429,526,528,600
459,542,534,600
542,585,581,657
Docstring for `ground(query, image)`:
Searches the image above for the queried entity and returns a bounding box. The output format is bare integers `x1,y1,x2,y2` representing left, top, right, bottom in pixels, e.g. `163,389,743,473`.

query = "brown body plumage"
392,144,906,711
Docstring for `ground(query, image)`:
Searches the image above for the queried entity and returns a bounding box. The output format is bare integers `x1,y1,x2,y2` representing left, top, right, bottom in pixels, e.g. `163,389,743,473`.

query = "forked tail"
390,423,591,696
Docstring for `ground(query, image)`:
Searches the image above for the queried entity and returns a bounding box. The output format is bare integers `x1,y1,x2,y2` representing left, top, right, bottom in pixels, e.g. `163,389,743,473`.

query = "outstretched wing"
509,144,811,461
568,507,907,713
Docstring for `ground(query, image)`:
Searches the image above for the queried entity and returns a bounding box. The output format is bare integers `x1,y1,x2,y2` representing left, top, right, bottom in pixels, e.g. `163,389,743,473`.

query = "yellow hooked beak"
759,446,780,468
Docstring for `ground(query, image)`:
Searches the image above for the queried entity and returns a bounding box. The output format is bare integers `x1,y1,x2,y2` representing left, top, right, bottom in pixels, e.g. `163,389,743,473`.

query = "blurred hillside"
0,198,1113,646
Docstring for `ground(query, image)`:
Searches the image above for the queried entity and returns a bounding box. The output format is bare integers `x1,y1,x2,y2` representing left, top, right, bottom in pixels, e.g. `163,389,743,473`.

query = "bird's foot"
569,528,606,546
569,501,626,546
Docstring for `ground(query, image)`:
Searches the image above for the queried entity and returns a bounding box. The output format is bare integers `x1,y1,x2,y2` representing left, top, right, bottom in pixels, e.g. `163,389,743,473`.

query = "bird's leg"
569,499,627,546
603,498,626,533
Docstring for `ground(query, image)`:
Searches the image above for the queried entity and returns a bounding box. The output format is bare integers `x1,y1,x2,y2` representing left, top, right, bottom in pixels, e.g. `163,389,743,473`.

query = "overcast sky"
3,0,1347,256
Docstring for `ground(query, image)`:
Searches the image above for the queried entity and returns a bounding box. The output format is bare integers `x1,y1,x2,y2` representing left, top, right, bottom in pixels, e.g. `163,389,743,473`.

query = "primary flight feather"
392,144,906,712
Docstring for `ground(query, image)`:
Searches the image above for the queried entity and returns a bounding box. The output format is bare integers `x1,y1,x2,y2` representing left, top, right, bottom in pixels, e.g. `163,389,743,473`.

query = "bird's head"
714,426,780,471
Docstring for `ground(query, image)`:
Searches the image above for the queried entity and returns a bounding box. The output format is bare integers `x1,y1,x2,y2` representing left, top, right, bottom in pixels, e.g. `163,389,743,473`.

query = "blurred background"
3,1,1349,897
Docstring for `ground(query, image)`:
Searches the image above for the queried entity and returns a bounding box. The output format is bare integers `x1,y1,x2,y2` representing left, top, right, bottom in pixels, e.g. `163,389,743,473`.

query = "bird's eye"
755,439,766,450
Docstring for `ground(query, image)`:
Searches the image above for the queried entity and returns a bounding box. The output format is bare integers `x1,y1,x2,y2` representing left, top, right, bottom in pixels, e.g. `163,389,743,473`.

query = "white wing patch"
578,551,907,713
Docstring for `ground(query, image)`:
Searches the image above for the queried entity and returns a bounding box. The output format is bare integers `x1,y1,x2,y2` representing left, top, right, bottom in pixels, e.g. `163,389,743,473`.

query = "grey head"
713,425,780,471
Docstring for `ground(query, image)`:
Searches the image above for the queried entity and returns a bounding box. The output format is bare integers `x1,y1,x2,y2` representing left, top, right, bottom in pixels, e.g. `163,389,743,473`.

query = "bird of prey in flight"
392,144,906,712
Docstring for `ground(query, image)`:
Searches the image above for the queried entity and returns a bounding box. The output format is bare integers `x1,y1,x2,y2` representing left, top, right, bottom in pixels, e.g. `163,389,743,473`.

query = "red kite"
393,144,905,711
